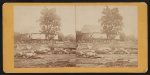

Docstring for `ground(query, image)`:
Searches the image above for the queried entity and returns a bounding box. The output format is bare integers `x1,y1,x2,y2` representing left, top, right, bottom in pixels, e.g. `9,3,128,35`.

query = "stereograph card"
3,3,147,73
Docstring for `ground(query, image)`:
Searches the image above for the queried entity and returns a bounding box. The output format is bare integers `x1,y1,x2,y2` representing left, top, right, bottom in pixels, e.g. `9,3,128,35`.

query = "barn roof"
91,33,106,39
30,33,46,39
29,33,58,40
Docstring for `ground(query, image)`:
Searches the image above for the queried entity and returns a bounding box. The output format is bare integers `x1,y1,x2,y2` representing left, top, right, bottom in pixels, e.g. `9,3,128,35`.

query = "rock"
95,50,108,54
113,49,129,54
69,59,76,63
76,51,85,57
15,52,24,58
85,52,96,57
34,50,47,54
26,45,32,50
25,52,36,57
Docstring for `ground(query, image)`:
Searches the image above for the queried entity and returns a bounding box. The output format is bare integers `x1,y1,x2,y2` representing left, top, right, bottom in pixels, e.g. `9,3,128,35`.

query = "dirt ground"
76,54,137,67
14,54,137,68
14,41,138,68
15,54,76,68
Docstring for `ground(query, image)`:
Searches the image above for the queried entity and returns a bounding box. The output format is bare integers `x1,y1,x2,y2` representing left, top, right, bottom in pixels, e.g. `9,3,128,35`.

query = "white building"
29,33,58,40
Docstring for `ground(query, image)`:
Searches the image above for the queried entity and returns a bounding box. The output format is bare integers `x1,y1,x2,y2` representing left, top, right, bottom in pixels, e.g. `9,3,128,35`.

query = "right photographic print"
75,6,138,67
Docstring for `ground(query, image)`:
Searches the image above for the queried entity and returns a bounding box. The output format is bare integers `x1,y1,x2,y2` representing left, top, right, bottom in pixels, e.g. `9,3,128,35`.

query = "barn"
81,25,120,42
91,32,120,39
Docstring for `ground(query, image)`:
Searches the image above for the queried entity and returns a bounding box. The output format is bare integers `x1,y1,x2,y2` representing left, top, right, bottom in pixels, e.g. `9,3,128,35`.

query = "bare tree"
39,7,61,40
99,6,123,41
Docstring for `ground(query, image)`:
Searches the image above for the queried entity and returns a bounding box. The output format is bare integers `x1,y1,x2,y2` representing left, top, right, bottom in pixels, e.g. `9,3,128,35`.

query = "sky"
14,6,137,37
76,6,137,38
14,6,76,36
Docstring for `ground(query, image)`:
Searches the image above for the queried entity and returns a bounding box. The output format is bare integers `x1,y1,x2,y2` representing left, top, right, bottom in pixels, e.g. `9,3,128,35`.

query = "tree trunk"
106,33,110,43
50,39,54,50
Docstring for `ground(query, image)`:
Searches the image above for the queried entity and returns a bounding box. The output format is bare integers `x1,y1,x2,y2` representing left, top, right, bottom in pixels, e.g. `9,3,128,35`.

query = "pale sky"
14,6,76,36
76,6,137,38
14,6,137,37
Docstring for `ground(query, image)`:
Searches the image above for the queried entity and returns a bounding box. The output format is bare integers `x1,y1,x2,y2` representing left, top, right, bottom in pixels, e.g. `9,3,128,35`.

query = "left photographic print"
14,6,77,68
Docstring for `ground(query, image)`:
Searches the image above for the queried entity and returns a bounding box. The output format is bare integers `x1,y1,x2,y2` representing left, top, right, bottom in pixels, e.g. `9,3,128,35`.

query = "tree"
14,32,30,43
39,7,61,40
99,6,123,40
58,32,64,41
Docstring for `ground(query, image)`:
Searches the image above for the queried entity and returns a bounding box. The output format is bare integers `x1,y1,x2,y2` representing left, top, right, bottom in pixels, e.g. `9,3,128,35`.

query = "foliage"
14,33,30,43
39,8,61,40
99,6,123,40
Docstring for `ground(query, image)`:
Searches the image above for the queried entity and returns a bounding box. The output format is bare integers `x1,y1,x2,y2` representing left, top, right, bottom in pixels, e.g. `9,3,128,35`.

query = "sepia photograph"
13,5,138,68
75,6,138,67
14,6,77,68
